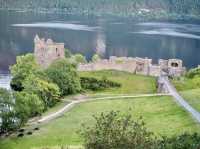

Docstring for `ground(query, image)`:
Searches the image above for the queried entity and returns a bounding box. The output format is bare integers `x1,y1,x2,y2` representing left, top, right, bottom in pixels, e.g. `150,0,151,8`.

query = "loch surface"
1,10,200,72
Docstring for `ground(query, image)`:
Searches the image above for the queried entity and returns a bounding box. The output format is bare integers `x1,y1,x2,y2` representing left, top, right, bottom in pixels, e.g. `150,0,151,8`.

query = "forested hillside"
1,0,200,18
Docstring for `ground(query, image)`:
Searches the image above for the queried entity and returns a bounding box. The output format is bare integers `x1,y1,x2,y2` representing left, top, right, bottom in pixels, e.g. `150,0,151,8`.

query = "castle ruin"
33,35,186,77
78,56,186,77
34,35,65,68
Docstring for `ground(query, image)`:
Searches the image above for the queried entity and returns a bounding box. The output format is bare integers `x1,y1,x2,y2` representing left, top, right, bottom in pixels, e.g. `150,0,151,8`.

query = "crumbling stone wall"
78,56,186,77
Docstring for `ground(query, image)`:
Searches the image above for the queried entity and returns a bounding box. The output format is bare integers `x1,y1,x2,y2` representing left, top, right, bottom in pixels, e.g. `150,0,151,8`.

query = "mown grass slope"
1,96,199,149
180,88,200,112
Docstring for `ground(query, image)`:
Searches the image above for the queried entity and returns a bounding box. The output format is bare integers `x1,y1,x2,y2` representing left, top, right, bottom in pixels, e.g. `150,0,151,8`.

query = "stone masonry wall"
78,56,186,77
34,35,65,68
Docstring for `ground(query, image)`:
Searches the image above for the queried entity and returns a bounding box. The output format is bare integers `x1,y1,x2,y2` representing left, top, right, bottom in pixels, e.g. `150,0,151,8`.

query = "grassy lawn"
171,78,196,91
1,96,200,149
79,70,157,95
180,88,200,112
172,77,200,113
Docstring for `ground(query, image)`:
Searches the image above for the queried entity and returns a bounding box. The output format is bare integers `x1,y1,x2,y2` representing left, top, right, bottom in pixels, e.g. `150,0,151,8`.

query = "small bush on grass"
80,77,121,91
80,110,200,149
186,68,200,79
92,54,101,62
157,133,200,149
80,111,156,149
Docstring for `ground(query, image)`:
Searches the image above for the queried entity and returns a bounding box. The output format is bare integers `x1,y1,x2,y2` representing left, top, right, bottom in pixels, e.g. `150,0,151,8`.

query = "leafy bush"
14,91,45,125
80,111,156,149
45,59,81,96
80,77,121,91
80,110,200,149
65,48,72,58
92,54,101,62
23,75,61,108
0,88,17,134
186,68,200,79
157,133,200,149
72,54,87,64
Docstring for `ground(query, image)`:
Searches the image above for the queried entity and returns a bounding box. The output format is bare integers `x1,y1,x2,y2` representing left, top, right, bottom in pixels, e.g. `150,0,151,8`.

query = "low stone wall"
78,56,186,77
78,60,137,73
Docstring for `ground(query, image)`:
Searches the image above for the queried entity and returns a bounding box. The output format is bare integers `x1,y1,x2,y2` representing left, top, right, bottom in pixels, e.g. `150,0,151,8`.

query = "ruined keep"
78,56,186,77
34,35,65,68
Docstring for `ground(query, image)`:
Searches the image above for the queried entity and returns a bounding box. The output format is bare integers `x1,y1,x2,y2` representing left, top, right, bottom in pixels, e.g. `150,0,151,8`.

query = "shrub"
14,91,45,125
72,54,87,64
65,48,72,58
23,75,61,108
186,68,200,79
80,111,156,149
80,77,121,91
92,54,101,62
80,110,200,149
157,133,200,149
0,88,17,134
45,59,81,96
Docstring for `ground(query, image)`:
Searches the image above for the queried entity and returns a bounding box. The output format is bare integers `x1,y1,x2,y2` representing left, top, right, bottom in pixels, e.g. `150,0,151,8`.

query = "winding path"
36,93,169,124
33,76,200,124
159,75,200,123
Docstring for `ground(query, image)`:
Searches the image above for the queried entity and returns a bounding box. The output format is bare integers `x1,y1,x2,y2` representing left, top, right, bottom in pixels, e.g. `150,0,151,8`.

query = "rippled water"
0,73,11,90
1,11,200,88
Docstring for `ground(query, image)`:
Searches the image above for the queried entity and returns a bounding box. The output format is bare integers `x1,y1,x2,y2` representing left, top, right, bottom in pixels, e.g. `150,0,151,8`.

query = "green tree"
92,54,101,62
14,91,44,126
23,75,61,108
10,53,40,91
0,88,16,134
64,48,71,58
80,111,156,149
45,59,81,96
72,54,87,64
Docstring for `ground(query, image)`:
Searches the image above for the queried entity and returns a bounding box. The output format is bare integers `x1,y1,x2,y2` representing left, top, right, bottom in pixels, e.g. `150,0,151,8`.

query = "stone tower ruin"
34,35,65,68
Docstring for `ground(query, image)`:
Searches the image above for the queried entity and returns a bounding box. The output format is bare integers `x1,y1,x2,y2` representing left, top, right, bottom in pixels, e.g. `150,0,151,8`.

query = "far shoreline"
1,8,200,22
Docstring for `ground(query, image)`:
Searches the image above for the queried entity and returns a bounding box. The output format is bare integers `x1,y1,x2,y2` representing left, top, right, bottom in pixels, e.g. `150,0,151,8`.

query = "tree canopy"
45,58,81,96
1,0,200,17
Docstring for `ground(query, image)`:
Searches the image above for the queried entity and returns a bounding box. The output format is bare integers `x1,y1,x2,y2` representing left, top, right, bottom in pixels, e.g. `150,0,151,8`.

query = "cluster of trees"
80,111,200,149
0,52,119,134
0,53,81,134
1,0,200,18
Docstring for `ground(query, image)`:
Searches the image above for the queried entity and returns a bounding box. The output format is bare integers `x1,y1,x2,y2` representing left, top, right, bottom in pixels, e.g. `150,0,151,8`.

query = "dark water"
1,10,200,88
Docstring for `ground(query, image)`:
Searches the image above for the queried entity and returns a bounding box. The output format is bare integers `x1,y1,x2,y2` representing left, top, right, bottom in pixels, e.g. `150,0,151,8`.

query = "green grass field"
172,77,200,113
1,96,199,149
79,70,157,95
171,78,195,91
180,88,200,112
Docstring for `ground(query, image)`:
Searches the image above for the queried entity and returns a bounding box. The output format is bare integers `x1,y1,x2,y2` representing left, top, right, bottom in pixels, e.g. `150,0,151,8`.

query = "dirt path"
36,93,169,124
